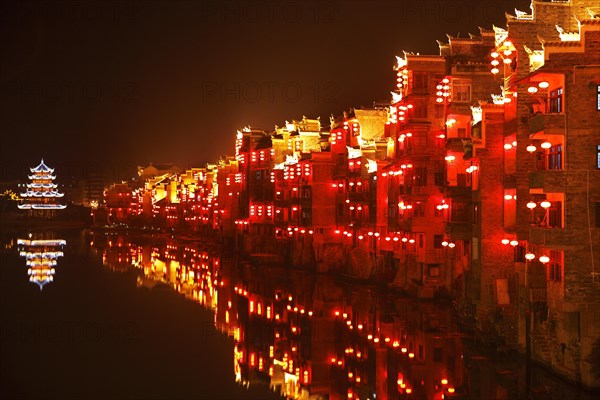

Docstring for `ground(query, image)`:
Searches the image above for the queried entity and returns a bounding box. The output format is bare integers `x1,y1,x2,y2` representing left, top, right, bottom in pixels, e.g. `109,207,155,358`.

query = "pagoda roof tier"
30,159,55,173
27,183,58,188
17,204,67,210
28,174,56,180
20,190,65,197
17,239,67,247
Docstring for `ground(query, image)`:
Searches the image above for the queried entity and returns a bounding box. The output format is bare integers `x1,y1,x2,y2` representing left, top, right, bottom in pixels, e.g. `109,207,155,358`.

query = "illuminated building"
18,159,66,215
17,235,66,290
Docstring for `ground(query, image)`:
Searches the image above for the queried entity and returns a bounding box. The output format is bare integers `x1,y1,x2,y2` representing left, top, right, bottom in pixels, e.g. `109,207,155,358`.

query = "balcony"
528,113,565,136
445,185,471,198
528,226,567,246
446,221,472,241
528,171,567,191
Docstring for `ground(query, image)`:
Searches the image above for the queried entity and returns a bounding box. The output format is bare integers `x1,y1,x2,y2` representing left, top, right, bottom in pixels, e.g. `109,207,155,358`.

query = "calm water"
0,229,594,400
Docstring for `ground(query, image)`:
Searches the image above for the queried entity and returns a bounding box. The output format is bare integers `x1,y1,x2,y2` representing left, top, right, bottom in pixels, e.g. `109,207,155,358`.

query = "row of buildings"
101,0,600,389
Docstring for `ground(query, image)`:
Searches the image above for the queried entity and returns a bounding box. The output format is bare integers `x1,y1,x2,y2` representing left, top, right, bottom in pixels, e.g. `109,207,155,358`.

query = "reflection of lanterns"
538,81,549,89
527,201,537,209
539,255,550,264
501,239,510,245
541,141,552,149
510,240,519,247
541,200,551,209
527,145,537,153
525,253,536,261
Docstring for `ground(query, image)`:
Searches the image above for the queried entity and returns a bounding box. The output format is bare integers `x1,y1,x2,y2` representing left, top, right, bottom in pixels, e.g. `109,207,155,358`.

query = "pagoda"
18,159,66,216
17,236,66,290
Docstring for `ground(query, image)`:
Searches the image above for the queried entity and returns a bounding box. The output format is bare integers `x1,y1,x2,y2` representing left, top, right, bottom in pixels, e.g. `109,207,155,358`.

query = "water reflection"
17,234,66,290
91,232,593,400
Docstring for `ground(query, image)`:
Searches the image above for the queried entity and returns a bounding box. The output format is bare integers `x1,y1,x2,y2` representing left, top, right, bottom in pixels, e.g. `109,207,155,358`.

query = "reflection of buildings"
92,234,592,400
17,235,66,290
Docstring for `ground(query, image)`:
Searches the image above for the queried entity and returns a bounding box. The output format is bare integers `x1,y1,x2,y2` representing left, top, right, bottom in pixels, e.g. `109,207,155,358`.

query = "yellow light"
538,81,550,89
527,201,537,209
527,86,538,93
491,52,499,58
540,200,551,209
441,379,448,385
539,255,550,264
527,145,537,153
541,141,552,149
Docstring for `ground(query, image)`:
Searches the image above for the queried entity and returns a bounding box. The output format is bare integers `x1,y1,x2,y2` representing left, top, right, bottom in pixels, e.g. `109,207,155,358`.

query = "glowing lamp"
512,141,517,147
441,379,448,385
527,201,537,209
541,141,552,149
491,68,500,74
527,86,538,93
445,155,456,162
436,98,444,103
442,78,450,84
491,52,499,58
527,145,537,153
409,239,415,244
491,60,500,66
504,194,513,200
448,388,456,394
448,243,456,248
525,253,535,260
538,81,549,89
504,143,513,150
503,58,512,64
539,255,550,264
510,240,519,247
540,200,551,209
501,239,510,245
503,50,512,56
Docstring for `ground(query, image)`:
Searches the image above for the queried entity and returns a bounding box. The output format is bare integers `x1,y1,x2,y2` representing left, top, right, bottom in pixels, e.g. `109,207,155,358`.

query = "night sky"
1,0,531,179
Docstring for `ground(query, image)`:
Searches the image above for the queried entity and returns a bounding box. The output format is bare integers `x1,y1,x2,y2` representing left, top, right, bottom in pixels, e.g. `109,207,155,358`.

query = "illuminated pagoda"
17,236,66,290
18,159,66,215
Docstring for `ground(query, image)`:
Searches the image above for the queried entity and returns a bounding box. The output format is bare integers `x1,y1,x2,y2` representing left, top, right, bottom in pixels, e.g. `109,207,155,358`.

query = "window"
413,202,425,217
596,202,600,228
473,204,479,224
548,201,563,228
547,144,563,170
548,251,562,282
413,103,428,119
419,234,424,248
549,87,563,113
597,145,600,169
414,166,427,186
411,72,428,94
428,265,440,277
433,234,443,249
452,79,471,102
597,85,600,111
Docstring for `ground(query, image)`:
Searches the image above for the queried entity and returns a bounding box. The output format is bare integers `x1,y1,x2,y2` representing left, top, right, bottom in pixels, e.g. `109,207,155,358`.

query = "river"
0,229,594,400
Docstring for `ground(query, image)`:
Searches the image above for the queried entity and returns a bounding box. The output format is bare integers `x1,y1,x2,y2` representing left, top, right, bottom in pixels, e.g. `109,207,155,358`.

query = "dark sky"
0,0,531,180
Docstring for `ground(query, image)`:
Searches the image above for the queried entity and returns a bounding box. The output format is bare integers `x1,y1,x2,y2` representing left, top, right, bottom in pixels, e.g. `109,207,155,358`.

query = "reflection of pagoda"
18,159,66,216
17,235,66,290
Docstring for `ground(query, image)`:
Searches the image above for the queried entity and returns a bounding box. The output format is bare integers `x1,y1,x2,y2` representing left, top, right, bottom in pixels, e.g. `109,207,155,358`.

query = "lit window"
597,85,600,111
452,79,472,103
547,144,563,170
549,87,563,113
